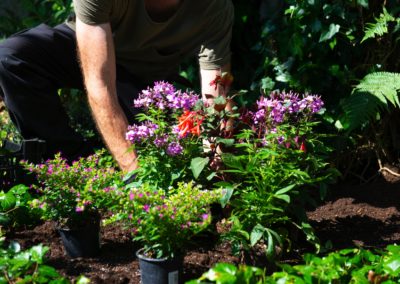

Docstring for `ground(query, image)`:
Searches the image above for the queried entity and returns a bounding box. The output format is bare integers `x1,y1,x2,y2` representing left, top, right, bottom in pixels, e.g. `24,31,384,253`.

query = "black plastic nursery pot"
57,218,101,258
136,248,184,284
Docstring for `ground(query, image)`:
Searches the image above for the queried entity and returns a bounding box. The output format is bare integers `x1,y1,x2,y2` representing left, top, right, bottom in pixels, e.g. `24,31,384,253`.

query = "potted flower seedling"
22,149,122,258
107,181,222,284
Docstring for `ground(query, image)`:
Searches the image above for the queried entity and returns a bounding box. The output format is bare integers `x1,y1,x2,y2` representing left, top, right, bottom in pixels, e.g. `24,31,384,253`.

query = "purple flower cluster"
134,81,199,110
253,91,324,125
166,141,183,156
153,134,169,147
126,122,158,143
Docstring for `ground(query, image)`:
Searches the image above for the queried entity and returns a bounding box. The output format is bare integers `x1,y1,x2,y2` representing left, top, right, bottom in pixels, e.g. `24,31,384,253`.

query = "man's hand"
75,19,138,173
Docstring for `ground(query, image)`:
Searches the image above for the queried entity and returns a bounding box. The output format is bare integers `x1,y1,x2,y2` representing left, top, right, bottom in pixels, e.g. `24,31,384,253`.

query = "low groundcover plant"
21,149,122,228
107,181,222,259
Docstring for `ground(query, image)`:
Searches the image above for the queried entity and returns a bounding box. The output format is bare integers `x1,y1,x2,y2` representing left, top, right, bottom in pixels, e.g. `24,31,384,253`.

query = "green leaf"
30,244,48,263
206,172,216,181
319,24,340,42
216,182,234,208
221,153,244,171
9,184,29,195
190,157,210,179
250,224,265,246
275,184,295,195
9,241,21,253
387,245,400,255
37,265,60,278
266,235,274,258
274,194,290,203
0,213,10,226
0,192,16,211
76,276,91,284
216,138,235,147
357,0,368,8
384,258,400,274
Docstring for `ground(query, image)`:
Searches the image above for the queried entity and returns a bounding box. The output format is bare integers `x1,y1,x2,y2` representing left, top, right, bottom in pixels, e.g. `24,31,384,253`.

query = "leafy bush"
188,245,400,283
21,150,122,228
107,182,222,259
0,237,90,284
0,184,40,230
0,241,68,283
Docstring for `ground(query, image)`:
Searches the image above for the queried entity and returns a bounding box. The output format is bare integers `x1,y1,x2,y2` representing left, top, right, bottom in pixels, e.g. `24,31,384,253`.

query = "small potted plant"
21,149,122,258
107,181,222,284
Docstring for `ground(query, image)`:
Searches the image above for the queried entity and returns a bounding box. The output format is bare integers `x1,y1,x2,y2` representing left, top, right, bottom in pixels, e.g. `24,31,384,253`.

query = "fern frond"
353,72,400,108
340,92,383,132
361,7,396,43
339,72,400,132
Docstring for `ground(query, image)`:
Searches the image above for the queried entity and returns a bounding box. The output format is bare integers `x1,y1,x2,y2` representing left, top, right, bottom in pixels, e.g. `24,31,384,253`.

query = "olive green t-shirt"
67,0,234,83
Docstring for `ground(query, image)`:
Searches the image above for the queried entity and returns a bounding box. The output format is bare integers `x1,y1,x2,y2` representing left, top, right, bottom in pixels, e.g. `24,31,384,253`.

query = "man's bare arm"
76,19,138,173
201,63,234,137
200,63,233,110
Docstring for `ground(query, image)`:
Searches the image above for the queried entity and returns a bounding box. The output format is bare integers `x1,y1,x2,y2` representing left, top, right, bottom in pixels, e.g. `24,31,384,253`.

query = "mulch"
5,177,400,283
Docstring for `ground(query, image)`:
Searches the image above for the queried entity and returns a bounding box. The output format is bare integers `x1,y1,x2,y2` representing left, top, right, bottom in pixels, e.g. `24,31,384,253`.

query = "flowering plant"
21,150,122,228
219,91,340,258
126,78,236,188
107,181,222,259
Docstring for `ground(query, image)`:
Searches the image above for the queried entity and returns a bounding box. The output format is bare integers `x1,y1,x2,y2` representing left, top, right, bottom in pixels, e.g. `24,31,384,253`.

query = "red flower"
300,141,307,152
177,111,204,137
209,73,234,90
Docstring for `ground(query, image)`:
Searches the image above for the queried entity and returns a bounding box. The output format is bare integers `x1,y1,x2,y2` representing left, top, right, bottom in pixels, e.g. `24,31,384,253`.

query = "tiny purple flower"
166,141,183,156
201,213,209,220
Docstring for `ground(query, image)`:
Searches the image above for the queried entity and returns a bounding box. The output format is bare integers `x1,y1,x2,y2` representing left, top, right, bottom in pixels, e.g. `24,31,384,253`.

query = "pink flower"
75,206,84,213
143,204,150,212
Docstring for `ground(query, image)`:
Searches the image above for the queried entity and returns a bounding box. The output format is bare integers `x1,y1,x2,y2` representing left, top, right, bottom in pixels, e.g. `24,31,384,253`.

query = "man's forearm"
200,63,233,109
87,86,138,172
76,20,138,173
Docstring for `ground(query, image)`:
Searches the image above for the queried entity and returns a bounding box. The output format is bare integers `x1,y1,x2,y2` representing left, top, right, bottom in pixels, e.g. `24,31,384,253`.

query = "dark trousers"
0,23,144,161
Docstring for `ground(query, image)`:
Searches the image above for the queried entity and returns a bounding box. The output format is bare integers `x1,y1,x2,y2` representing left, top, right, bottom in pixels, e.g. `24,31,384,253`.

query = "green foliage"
354,72,400,108
338,72,400,132
0,241,69,283
188,245,400,283
362,7,399,43
0,108,21,148
234,1,400,113
58,88,98,140
0,184,40,230
186,262,266,284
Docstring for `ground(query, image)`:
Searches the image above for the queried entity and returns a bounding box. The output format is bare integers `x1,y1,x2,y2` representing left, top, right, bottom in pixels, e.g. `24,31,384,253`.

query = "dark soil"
7,178,400,283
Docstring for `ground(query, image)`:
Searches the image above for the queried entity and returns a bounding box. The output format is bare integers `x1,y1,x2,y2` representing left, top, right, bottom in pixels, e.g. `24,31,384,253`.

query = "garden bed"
6,178,400,283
